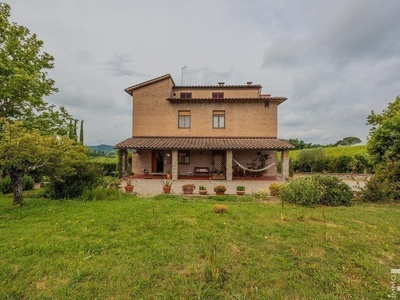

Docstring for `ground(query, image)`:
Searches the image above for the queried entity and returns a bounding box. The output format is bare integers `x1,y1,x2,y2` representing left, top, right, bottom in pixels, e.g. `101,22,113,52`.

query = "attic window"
180,92,192,99
212,92,224,99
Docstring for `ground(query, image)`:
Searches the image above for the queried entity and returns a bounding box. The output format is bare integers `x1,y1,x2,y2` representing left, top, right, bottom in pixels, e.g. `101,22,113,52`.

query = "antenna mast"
181,66,187,85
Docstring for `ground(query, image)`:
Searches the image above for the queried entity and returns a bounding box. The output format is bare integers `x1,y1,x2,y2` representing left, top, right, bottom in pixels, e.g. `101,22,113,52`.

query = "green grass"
1,192,399,299
290,145,368,159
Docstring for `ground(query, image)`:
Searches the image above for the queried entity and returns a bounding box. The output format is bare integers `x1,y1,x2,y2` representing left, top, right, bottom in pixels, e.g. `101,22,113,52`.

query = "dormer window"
180,92,192,99
212,92,224,99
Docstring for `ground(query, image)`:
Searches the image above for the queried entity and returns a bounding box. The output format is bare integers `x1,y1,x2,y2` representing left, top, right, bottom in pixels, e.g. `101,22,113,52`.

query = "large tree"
0,120,88,205
0,3,74,135
367,96,400,165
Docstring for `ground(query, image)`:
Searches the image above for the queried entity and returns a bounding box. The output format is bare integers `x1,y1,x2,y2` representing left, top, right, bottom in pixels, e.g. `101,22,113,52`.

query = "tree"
335,137,362,146
0,3,74,135
298,148,325,172
367,96,400,165
80,120,84,144
360,96,400,202
0,120,87,205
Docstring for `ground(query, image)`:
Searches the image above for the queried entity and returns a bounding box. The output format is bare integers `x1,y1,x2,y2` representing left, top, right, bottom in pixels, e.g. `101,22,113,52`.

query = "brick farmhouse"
115,74,294,180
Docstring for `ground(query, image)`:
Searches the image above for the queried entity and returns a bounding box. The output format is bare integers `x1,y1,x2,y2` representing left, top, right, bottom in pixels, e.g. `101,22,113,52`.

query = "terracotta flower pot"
163,186,171,194
124,185,134,193
183,189,194,194
236,191,245,196
216,192,225,195
199,190,208,195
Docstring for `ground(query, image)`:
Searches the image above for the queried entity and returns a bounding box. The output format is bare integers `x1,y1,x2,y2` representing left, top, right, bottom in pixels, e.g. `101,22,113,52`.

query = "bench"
194,167,210,176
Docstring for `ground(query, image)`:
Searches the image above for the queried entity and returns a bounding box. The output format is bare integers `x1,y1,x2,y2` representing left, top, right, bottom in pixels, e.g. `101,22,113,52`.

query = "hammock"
233,158,275,173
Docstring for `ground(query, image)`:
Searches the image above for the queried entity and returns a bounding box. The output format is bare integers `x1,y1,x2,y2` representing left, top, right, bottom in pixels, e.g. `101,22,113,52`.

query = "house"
115,74,294,180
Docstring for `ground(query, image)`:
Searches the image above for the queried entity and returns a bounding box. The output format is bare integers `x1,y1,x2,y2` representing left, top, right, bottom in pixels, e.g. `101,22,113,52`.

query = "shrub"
269,183,284,196
0,176,12,194
213,204,228,214
0,175,34,194
236,185,245,191
22,175,34,191
280,175,353,206
47,162,104,199
359,161,400,202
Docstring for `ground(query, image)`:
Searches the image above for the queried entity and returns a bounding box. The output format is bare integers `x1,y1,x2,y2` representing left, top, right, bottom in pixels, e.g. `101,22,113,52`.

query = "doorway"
212,150,225,172
152,150,164,173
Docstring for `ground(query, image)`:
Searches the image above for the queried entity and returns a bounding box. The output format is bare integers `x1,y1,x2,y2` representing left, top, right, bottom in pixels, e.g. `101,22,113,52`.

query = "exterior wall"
132,77,175,136
131,149,278,177
130,80,278,138
172,86,260,98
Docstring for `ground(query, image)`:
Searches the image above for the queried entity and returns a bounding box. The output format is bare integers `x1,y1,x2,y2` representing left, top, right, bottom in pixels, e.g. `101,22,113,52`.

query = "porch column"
226,150,233,181
171,149,178,180
118,149,127,178
281,150,290,180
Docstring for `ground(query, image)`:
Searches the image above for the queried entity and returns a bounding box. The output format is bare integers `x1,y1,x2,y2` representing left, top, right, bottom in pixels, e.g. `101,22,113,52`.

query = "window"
178,150,190,164
212,92,224,99
213,110,225,128
178,111,191,128
180,92,192,99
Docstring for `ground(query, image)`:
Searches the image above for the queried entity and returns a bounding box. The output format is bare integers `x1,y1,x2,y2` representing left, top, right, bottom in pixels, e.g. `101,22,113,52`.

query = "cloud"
102,53,146,77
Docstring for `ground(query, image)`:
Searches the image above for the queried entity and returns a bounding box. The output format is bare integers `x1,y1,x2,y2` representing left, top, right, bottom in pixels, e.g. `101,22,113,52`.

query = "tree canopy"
0,120,88,205
367,96,400,165
335,137,362,146
0,3,74,135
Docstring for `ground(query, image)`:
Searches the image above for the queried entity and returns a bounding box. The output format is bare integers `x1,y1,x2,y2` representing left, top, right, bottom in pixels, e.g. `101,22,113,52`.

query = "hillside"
88,144,115,154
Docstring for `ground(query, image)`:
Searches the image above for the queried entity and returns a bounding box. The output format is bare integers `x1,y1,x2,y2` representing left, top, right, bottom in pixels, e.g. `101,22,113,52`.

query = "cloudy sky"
4,0,400,146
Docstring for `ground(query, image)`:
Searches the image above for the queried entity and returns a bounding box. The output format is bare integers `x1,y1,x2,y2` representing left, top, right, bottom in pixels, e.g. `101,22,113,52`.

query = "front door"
212,150,225,173
152,150,164,173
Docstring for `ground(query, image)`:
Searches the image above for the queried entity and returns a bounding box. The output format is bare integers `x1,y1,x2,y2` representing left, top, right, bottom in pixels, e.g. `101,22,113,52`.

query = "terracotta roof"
174,84,262,89
115,137,295,150
125,74,175,95
166,97,287,104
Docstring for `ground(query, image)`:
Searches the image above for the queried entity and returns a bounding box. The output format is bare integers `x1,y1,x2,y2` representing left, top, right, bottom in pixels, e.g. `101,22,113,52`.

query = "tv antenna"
181,66,187,85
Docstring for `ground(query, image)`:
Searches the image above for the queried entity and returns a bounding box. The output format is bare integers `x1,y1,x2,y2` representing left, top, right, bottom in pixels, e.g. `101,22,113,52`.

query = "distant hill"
88,144,115,154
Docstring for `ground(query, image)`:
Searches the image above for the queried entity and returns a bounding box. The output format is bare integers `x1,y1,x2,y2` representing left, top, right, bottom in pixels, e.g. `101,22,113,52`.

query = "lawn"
0,192,399,299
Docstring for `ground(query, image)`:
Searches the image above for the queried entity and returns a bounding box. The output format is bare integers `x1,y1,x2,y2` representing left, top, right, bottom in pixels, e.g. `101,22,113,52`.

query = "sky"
4,0,400,146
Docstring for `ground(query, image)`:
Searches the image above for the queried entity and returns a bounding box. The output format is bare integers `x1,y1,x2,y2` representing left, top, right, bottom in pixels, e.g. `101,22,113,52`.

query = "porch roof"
115,136,295,150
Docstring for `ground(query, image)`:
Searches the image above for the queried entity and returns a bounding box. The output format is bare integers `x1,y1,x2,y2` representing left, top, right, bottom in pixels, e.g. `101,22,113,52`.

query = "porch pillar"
281,150,290,180
118,149,128,178
171,149,178,180
226,150,233,181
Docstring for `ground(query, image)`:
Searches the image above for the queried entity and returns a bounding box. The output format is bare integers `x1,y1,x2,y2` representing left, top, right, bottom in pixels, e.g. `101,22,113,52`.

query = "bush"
0,175,34,194
22,175,34,191
280,175,353,206
47,162,105,199
0,176,12,194
92,162,117,177
269,183,284,196
359,161,400,202
213,204,228,214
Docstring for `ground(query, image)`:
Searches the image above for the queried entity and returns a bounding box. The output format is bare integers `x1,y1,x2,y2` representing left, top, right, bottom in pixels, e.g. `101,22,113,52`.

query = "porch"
115,136,294,181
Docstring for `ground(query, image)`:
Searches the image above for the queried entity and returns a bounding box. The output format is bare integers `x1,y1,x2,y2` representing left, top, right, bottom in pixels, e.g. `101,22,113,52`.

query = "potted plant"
124,178,134,193
214,185,227,195
182,183,196,194
199,185,208,195
166,169,172,179
236,185,245,195
161,179,173,194
212,169,225,180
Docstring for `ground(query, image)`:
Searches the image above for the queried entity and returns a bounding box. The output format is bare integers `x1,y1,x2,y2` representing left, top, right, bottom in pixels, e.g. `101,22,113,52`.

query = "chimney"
246,81,253,85
218,82,225,86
